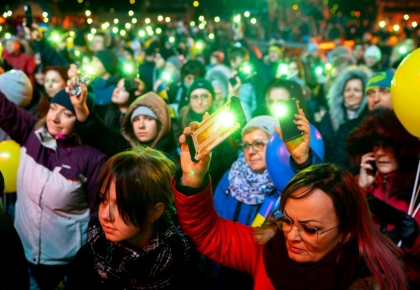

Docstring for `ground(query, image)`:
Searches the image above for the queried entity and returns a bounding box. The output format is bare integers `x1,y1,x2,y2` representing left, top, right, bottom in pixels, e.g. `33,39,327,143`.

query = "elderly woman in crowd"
347,108,420,288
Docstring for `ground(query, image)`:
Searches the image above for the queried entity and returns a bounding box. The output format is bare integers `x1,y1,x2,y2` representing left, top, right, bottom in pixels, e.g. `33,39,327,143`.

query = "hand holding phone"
277,98,303,142
24,5,33,28
70,71,94,97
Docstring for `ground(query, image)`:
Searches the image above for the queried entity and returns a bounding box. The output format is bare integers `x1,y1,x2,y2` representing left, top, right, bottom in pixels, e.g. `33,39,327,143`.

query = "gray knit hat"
130,106,158,123
241,116,279,137
0,70,33,107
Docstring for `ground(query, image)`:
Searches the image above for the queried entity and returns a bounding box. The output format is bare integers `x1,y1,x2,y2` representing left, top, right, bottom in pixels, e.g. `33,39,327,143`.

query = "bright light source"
78,0,83,3
101,22,110,29
379,21,386,28
209,33,214,40
292,4,298,10
199,16,205,21
42,12,48,18
244,11,250,17
112,27,119,33
393,24,400,31
158,15,163,21
156,28,162,34
87,18,93,24
162,72,171,81
412,21,418,28
146,26,152,31
219,111,235,127
91,28,96,34
315,67,323,75
274,104,287,117
124,63,133,73
87,33,93,40
7,11,12,17
399,46,407,54
114,18,119,24
70,31,75,37
404,14,409,20
5,33,11,39
125,23,131,29
84,65,95,75
234,15,240,23
193,1,199,7
214,16,220,23
132,18,137,23
75,50,80,56
165,17,171,22
148,30,154,36
325,63,332,70
243,65,252,74
198,23,205,29
145,18,151,24
190,21,196,27
51,33,60,42
250,18,257,24
196,42,203,49
128,10,134,16
43,18,49,23
169,36,175,43
85,10,91,17
139,30,145,37
278,63,288,75
120,30,126,36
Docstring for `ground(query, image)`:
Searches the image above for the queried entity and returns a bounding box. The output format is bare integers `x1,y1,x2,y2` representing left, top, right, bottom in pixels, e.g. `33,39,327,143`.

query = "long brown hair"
256,164,407,290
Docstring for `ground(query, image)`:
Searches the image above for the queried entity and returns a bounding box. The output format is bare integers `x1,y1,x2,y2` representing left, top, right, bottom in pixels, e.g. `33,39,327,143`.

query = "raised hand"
358,152,376,188
66,78,90,122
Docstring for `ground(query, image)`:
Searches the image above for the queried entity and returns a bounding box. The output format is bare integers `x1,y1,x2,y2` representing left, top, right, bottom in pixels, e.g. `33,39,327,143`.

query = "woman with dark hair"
95,77,144,132
66,147,201,289
347,108,420,287
253,78,314,124
171,126,408,289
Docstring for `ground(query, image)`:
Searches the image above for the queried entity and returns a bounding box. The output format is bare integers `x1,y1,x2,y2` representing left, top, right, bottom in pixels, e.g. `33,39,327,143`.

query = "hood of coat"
326,68,371,131
121,92,171,148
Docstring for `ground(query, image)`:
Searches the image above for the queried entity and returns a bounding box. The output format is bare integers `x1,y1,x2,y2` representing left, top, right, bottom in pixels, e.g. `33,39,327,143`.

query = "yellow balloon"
0,140,20,193
391,48,420,137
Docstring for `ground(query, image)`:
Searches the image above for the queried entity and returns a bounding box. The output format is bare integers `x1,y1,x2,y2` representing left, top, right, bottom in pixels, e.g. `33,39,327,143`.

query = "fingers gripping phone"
277,98,304,142
186,96,247,162
24,5,33,28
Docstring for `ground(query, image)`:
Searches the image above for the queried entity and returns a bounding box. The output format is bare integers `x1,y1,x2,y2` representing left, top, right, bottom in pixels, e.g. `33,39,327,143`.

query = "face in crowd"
241,128,270,174
189,88,214,115
112,79,130,105
266,86,291,116
367,87,392,111
46,103,76,137
343,78,363,108
44,70,67,98
132,115,159,143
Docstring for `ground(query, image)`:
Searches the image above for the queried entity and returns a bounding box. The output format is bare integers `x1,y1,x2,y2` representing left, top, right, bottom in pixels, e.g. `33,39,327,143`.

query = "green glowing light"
274,104,287,117
218,111,235,127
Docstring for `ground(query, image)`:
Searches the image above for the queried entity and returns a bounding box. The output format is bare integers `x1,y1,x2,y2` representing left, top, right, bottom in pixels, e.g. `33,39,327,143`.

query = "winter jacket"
173,173,382,290
0,92,105,265
362,172,420,285
2,50,36,85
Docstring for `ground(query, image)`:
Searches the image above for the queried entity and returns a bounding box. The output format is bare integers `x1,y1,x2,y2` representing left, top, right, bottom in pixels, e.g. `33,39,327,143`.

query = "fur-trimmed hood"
326,68,371,131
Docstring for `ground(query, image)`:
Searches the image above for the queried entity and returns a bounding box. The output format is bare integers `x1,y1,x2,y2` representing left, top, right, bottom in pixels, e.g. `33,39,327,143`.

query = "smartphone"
278,98,303,142
368,160,377,173
186,96,246,162
24,5,33,28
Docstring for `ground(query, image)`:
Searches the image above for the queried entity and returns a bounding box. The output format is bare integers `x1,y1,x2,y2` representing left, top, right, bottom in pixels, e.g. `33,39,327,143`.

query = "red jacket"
172,178,275,290
363,172,420,284
2,50,35,84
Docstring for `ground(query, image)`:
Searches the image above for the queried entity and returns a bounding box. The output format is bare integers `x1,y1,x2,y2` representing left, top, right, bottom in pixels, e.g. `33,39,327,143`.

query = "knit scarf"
228,153,276,205
263,230,360,290
88,219,193,289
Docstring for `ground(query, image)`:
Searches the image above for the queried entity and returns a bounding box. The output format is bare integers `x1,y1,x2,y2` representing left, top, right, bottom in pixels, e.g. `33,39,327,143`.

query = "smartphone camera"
276,98,303,142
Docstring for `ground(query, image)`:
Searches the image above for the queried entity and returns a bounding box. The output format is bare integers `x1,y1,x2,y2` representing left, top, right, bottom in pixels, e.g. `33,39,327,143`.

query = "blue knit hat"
366,69,394,92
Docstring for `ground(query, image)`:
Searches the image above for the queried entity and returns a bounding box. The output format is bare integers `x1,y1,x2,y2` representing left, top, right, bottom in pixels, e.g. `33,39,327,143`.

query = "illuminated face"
268,49,281,63
46,103,76,136
343,79,363,108
367,88,391,111
184,74,195,87
132,115,159,143
91,35,106,52
288,62,300,78
111,79,130,105
267,87,291,115
242,128,269,174
190,88,213,114
353,45,364,61
230,56,245,71
165,62,178,74
99,180,149,246
365,56,377,67
44,70,67,98
5,40,19,54
374,145,399,174
154,53,166,69
34,72,45,86
283,188,341,263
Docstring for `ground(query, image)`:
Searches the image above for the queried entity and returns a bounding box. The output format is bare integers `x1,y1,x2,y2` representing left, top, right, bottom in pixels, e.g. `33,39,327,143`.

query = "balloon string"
408,158,420,216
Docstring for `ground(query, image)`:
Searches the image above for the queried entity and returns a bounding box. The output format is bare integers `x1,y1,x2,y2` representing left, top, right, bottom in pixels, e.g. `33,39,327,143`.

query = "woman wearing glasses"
172,122,407,289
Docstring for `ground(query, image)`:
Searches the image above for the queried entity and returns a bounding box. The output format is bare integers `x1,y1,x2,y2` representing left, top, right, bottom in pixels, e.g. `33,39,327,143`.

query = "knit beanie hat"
366,69,394,92
364,45,382,63
95,49,119,75
166,56,181,70
130,106,158,123
211,51,225,63
0,70,33,107
187,78,215,99
241,116,279,137
51,88,95,115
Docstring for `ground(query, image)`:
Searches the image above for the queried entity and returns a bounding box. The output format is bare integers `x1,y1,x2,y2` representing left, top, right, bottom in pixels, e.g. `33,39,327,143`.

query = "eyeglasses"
190,94,211,102
239,140,268,151
272,210,339,244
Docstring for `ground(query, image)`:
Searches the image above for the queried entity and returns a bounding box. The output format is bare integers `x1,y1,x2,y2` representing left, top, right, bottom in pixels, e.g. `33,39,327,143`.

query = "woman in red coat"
172,119,407,290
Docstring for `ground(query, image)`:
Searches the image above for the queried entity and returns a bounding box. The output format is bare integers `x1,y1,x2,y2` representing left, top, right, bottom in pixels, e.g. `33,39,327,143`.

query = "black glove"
397,213,419,248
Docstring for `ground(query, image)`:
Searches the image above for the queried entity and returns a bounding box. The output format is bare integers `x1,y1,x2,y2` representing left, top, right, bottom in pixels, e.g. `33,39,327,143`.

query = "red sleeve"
172,177,262,275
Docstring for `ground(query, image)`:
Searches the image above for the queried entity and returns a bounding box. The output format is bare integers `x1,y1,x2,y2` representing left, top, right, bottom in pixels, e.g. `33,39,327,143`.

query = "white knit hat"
0,70,33,107
241,116,279,137
364,45,382,63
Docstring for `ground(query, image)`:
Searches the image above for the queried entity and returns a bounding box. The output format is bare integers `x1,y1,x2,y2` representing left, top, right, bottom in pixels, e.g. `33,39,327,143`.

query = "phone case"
279,98,304,142
187,96,246,162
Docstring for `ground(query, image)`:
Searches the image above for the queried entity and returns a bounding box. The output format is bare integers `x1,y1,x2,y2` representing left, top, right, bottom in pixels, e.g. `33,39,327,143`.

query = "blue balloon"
266,124,324,192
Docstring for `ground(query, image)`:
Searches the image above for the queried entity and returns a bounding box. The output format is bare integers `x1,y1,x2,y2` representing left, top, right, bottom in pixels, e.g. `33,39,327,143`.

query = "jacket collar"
35,126,58,151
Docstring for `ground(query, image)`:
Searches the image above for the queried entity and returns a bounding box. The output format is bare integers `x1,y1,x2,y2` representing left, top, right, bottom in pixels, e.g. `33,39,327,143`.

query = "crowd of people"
0,10,420,290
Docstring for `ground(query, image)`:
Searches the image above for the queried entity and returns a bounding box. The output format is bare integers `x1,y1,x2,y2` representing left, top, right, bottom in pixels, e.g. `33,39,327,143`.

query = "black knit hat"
187,78,215,100
95,49,119,75
51,89,95,115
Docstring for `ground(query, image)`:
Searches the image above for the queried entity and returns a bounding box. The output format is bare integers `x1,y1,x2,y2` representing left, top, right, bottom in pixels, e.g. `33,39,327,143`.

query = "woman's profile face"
111,79,130,105
44,70,66,98
99,180,149,246
282,188,341,263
